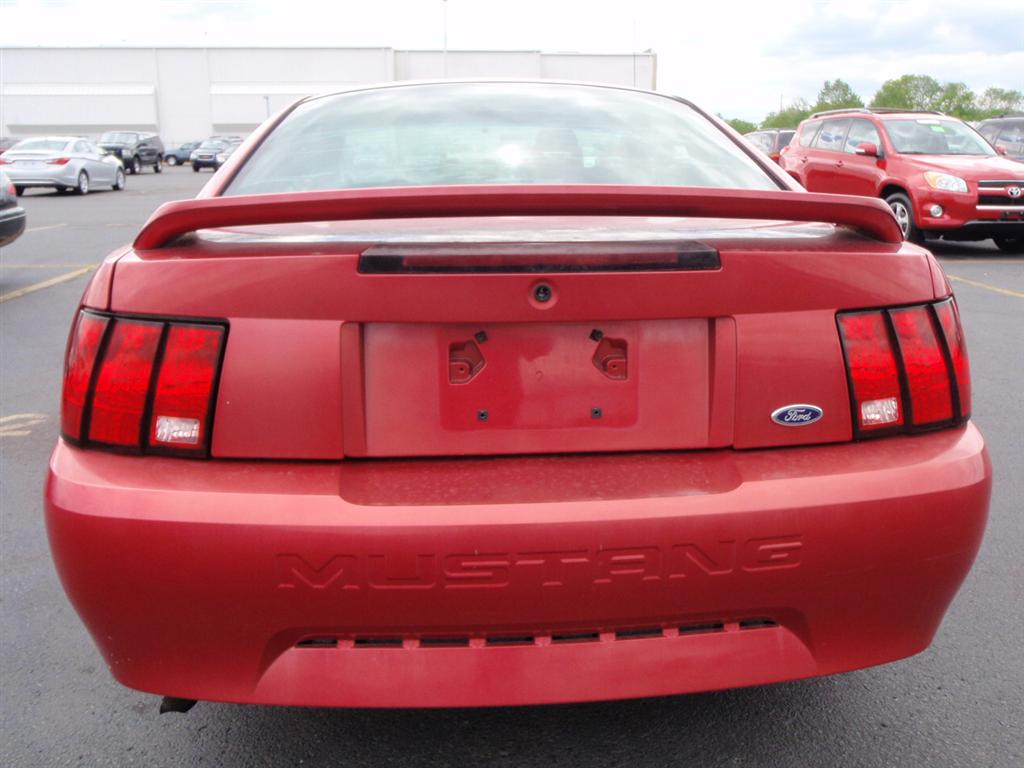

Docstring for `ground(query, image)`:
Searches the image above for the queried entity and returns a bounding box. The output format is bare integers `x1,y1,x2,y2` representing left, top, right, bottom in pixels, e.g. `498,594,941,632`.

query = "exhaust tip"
159,696,197,714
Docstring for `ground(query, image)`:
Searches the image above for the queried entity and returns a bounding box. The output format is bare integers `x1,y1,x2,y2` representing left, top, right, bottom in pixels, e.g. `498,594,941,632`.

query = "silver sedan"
0,137,126,195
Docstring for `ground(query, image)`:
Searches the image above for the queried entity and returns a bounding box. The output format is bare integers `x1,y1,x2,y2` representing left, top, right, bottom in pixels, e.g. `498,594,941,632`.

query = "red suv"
781,108,1024,252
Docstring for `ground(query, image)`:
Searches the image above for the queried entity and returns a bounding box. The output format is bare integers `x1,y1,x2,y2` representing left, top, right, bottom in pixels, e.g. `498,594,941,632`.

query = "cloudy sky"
1,0,1021,121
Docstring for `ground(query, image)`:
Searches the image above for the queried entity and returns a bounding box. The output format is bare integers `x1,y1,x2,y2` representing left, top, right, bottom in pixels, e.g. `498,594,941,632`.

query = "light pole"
442,0,448,78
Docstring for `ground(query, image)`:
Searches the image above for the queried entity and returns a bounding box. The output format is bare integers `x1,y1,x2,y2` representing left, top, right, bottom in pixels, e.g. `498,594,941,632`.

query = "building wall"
0,46,656,144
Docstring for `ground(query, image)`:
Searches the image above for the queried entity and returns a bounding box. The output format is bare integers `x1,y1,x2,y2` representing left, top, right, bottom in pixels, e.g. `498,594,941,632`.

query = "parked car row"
0,131,250,196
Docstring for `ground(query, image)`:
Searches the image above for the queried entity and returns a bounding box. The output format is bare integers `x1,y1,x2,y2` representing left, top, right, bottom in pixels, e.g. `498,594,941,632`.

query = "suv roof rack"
809,107,946,119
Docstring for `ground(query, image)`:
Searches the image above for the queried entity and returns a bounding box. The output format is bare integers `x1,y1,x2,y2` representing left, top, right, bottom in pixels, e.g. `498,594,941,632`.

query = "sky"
0,0,1021,121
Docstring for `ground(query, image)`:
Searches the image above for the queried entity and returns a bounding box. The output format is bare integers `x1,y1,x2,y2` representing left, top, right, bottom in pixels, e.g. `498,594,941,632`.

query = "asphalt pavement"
1,170,1022,767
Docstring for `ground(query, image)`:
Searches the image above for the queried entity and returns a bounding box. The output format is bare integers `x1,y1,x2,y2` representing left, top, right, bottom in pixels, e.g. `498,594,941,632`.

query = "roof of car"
808,108,946,120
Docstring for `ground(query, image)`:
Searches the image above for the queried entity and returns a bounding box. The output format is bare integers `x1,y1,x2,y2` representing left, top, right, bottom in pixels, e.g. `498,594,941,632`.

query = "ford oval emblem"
771,404,824,426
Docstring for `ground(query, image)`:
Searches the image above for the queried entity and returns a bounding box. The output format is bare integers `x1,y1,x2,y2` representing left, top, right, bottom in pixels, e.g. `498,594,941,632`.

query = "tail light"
47,157,71,165
0,157,11,165
838,297,969,437
61,310,226,456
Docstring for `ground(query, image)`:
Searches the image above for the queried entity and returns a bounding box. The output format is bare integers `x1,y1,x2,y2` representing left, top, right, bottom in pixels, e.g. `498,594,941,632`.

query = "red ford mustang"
45,81,991,711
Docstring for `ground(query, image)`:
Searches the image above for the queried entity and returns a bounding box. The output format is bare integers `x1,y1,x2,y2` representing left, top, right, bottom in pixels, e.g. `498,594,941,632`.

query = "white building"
0,47,657,144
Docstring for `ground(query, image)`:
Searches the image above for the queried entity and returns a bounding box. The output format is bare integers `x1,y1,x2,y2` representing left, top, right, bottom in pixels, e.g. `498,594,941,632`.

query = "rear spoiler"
133,185,903,250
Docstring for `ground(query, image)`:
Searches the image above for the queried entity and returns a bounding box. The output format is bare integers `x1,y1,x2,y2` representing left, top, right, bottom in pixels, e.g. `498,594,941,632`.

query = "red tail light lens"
47,157,71,165
61,311,226,456
934,298,971,418
61,312,109,440
88,320,162,446
0,158,11,165
889,306,953,426
837,312,904,432
149,324,224,452
838,299,969,438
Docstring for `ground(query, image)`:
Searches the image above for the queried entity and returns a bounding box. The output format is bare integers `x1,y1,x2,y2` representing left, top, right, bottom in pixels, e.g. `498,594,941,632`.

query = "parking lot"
1,170,1022,767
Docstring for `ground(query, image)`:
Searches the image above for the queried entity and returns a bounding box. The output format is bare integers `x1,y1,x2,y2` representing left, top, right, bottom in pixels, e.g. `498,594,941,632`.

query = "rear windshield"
12,138,68,152
777,130,795,149
225,83,780,195
882,118,994,156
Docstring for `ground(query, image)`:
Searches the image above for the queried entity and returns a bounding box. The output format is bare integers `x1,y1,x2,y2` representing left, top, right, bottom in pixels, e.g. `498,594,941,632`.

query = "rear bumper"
45,425,991,708
5,164,79,188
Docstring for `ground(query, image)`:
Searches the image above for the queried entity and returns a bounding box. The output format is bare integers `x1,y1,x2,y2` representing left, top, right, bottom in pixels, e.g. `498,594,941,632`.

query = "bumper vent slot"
353,637,403,648
296,617,779,650
678,621,726,635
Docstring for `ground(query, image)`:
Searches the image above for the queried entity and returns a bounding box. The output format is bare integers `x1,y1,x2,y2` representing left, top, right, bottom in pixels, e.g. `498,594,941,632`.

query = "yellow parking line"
947,274,1024,299
0,265,95,303
24,223,68,234
939,259,1023,265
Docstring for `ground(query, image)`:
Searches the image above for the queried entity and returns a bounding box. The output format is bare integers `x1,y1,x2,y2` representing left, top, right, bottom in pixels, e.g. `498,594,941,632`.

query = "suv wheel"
994,237,1023,254
131,156,142,175
154,157,162,173
885,192,922,244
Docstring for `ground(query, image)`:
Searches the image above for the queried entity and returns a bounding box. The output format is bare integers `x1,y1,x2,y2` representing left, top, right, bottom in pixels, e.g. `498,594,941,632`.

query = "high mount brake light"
61,311,226,456
838,298,969,438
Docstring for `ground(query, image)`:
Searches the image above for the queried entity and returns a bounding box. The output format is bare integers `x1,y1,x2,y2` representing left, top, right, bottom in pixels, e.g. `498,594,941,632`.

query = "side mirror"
855,142,879,157
995,144,1008,156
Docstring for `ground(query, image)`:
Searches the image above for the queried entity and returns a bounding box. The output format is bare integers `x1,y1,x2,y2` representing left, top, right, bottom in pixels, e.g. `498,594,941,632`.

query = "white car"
0,136,126,195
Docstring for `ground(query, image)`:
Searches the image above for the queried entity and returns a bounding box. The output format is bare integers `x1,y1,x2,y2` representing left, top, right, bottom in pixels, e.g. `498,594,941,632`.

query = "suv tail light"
61,311,226,456
838,298,969,437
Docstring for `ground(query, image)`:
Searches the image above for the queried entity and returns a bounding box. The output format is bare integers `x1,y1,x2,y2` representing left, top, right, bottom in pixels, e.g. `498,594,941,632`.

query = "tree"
934,82,977,119
723,117,757,134
976,87,1024,117
814,79,863,112
761,98,812,129
870,75,942,111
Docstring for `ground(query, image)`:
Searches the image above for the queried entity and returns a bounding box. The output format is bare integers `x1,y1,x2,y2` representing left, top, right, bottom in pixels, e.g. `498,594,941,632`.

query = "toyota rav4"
780,108,1024,252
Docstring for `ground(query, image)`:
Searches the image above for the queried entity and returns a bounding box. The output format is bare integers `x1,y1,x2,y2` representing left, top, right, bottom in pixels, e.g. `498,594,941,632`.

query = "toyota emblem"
1009,186,1023,198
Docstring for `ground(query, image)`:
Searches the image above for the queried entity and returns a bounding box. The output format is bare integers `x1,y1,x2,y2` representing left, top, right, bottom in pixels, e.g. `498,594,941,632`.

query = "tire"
113,168,126,191
14,185,24,197
154,156,162,173
166,155,178,166
193,164,200,173
884,192,923,244
994,237,1023,254
130,155,142,175
76,171,89,195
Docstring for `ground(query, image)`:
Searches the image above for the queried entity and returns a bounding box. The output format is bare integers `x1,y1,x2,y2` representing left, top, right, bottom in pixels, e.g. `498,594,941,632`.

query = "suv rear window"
225,83,780,195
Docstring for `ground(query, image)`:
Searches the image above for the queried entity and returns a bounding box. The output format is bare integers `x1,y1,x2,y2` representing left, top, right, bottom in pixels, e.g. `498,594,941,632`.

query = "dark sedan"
0,170,27,246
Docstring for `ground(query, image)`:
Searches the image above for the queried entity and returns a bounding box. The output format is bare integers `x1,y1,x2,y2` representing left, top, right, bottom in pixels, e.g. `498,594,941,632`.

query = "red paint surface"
47,425,989,707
